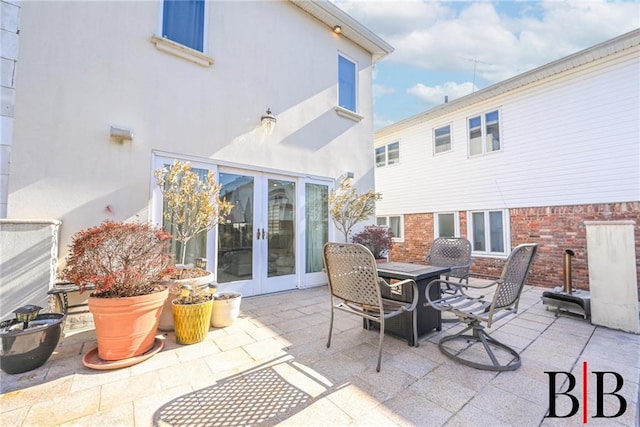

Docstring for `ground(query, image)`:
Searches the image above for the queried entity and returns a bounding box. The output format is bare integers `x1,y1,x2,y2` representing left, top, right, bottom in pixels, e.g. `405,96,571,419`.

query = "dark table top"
376,262,450,281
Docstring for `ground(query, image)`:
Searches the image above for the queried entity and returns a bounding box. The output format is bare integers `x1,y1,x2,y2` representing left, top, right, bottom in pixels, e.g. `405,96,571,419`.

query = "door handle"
261,228,266,240
256,228,266,240
256,229,261,240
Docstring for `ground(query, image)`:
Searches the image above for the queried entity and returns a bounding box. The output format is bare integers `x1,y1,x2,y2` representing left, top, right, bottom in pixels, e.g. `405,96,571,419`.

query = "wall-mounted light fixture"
333,25,342,34
261,108,277,135
110,126,134,143
338,171,354,181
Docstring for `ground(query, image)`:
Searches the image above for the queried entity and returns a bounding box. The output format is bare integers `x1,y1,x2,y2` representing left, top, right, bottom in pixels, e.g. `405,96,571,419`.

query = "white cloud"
407,81,476,104
334,0,640,84
373,83,396,98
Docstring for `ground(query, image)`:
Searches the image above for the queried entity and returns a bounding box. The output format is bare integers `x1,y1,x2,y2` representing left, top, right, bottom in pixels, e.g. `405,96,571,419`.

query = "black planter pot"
0,313,65,375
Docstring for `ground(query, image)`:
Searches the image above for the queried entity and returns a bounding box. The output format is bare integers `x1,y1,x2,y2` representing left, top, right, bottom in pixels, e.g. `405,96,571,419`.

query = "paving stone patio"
1,284,639,426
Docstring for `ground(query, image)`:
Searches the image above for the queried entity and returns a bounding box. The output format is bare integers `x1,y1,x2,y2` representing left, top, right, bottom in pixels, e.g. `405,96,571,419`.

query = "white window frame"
434,212,460,238
152,0,214,67
375,142,400,168
468,109,501,157
336,53,364,122
467,209,510,257
376,215,404,242
433,123,452,155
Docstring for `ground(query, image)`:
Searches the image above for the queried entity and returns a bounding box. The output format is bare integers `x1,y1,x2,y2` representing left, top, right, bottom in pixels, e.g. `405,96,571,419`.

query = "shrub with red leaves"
61,221,176,298
352,226,394,259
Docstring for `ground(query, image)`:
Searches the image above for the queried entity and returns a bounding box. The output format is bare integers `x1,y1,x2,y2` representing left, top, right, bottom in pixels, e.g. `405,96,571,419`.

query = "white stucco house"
2,0,392,308
374,29,639,293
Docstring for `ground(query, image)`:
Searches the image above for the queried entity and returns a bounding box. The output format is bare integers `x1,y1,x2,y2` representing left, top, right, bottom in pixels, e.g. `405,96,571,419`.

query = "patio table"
367,262,450,346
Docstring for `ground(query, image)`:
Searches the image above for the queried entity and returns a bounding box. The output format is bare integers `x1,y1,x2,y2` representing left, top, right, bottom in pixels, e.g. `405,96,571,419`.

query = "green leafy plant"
154,160,234,265
61,221,176,298
352,226,394,259
329,179,382,242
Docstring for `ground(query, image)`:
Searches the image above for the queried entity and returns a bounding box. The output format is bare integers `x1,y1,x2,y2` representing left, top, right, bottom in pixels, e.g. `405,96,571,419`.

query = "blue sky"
330,1,640,130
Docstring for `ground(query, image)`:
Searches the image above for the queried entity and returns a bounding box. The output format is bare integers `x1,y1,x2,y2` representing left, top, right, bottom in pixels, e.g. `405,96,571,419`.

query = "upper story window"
468,109,500,156
162,0,205,52
375,142,400,167
338,55,357,112
376,216,403,241
469,209,509,256
434,124,452,154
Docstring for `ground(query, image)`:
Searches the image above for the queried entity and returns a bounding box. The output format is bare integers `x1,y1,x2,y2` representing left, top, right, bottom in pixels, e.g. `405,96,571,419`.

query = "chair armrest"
424,279,467,310
379,278,419,311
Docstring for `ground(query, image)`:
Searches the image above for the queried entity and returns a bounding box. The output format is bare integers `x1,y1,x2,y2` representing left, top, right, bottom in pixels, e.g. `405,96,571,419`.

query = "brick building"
374,30,639,294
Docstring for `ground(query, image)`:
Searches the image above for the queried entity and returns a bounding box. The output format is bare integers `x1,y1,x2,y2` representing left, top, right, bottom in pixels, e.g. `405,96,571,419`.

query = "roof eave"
288,0,394,62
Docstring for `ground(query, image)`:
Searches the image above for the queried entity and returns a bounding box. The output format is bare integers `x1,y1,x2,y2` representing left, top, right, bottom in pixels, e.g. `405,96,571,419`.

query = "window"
469,109,500,156
338,55,356,112
375,142,400,167
469,210,508,255
434,125,452,154
162,0,205,52
435,212,459,237
376,216,403,241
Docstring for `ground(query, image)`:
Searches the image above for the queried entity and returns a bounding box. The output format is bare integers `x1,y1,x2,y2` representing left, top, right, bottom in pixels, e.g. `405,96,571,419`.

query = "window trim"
376,215,404,242
467,108,502,157
151,35,214,67
467,209,510,258
337,53,358,113
375,141,400,168
153,0,213,67
434,212,460,237
433,123,452,155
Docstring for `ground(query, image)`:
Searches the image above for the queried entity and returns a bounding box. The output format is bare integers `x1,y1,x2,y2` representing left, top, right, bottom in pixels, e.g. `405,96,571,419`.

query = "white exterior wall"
8,1,377,250
375,45,639,216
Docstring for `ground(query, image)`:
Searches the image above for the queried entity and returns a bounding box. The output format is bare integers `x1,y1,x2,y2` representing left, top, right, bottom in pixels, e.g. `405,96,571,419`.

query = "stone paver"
1,285,639,426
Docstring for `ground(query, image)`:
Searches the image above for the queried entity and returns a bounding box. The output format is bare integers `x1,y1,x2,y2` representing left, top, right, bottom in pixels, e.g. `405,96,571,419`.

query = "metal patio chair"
424,243,538,371
323,242,419,372
424,237,473,288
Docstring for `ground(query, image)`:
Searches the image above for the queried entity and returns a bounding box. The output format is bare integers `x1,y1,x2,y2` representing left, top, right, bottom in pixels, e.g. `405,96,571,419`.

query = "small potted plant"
211,292,242,328
172,284,215,345
352,225,394,261
154,160,233,330
60,221,175,363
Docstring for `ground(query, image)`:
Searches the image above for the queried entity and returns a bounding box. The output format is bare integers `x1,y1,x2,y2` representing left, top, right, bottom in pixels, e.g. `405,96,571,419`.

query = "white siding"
375,45,640,216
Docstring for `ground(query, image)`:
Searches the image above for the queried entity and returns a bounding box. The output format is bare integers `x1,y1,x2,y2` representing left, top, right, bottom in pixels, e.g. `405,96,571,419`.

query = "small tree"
329,179,382,242
154,161,233,265
352,226,393,259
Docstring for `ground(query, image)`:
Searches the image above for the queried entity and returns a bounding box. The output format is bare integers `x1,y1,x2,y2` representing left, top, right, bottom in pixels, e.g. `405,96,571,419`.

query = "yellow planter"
171,298,213,345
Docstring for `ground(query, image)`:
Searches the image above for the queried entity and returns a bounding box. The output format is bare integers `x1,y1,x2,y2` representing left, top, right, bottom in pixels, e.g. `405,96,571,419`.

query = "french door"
152,155,331,297
216,168,301,296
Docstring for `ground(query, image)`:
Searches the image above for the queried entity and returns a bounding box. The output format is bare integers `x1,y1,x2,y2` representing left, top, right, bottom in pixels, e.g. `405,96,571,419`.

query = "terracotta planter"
211,292,242,328
172,298,213,345
88,288,167,361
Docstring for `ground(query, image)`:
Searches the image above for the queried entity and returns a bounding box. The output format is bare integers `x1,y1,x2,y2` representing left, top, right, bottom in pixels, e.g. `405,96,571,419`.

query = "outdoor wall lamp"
333,25,342,34
110,126,134,143
261,108,277,135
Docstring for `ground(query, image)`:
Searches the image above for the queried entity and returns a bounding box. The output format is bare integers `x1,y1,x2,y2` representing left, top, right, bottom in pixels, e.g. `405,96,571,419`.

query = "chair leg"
412,310,419,347
327,307,335,349
377,319,384,372
438,321,521,371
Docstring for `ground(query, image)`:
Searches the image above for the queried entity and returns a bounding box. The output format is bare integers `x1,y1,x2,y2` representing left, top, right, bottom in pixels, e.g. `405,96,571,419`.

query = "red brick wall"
390,202,640,295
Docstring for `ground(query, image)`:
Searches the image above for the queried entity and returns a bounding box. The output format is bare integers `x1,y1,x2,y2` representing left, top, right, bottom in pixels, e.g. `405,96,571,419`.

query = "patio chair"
424,237,473,287
323,242,419,372
424,243,538,371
